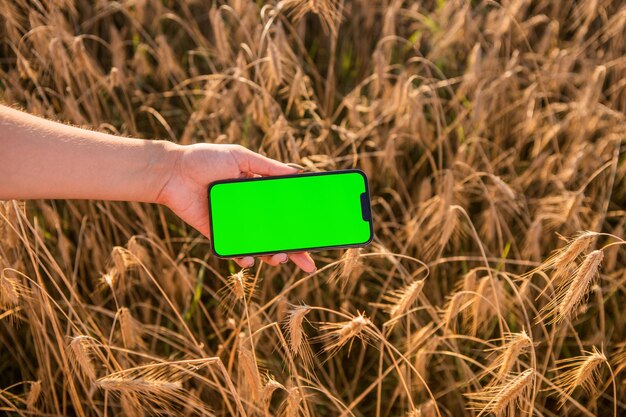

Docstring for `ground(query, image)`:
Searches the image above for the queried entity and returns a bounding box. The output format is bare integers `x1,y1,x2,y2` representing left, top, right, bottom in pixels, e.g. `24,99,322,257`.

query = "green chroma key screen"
207,169,374,257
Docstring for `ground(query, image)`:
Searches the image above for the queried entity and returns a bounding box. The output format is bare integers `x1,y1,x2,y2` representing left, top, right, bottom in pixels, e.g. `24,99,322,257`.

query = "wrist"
148,140,183,206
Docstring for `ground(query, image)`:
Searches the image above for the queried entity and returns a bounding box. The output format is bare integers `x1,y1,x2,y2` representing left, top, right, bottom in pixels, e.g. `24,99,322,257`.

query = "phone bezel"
207,169,374,258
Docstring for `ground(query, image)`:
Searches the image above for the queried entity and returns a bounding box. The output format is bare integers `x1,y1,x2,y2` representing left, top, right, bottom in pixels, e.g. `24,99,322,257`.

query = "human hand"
154,143,316,273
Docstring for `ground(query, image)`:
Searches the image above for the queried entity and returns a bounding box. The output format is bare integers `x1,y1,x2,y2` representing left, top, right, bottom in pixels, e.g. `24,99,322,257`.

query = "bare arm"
0,105,175,202
0,105,316,272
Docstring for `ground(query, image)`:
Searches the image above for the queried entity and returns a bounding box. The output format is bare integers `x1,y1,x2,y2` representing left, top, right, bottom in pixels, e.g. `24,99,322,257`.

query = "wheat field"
1,0,626,416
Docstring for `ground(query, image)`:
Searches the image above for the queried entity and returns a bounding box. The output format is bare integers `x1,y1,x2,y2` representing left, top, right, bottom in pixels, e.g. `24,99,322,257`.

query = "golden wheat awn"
466,368,535,417
315,312,373,358
553,232,598,273
538,230,600,285
1,0,626,415
219,268,255,310
487,331,534,382
25,380,41,412
261,374,285,414
96,359,217,415
284,304,314,370
0,271,23,310
380,278,425,322
441,291,464,333
277,385,307,417
550,347,608,407
281,0,341,35
538,249,604,324
117,307,144,350
330,246,363,288
66,335,99,384
412,332,440,386
97,374,183,395
237,339,263,404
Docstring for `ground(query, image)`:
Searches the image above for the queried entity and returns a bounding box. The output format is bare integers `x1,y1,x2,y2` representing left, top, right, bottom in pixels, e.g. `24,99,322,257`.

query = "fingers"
260,252,315,272
288,252,317,273
260,253,289,266
234,256,254,268
233,253,315,272
232,146,298,177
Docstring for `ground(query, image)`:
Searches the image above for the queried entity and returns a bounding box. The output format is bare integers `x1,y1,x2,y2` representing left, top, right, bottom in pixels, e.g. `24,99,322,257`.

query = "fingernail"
280,254,288,263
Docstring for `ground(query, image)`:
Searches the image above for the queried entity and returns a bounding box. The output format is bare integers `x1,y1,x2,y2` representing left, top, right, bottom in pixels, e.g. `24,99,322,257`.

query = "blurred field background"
1,0,626,416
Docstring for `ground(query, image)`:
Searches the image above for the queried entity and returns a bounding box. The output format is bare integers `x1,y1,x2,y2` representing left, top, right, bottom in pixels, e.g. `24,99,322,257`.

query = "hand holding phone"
156,143,316,271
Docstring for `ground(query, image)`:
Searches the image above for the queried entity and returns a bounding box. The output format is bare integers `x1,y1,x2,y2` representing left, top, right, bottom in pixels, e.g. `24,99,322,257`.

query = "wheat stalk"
441,292,464,333
97,375,183,393
281,0,342,35
237,340,262,403
97,359,217,414
315,312,373,358
550,231,598,284
278,385,307,417
284,304,314,370
485,331,534,383
388,279,425,320
26,380,41,412
330,248,363,288
550,347,607,407
219,268,255,310
262,374,285,414
111,246,137,276
538,249,603,324
0,272,22,309
466,369,535,417
67,336,97,383
117,307,144,350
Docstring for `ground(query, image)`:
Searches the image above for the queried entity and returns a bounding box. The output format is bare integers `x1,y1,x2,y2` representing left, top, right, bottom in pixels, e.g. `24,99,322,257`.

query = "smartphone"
207,169,374,257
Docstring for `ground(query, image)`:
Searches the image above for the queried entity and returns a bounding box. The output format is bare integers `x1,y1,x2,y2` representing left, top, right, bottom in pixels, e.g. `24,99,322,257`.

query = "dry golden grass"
2,0,626,416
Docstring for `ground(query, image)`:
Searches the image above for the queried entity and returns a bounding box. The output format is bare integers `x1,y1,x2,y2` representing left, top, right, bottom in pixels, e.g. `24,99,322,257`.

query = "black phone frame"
206,169,375,258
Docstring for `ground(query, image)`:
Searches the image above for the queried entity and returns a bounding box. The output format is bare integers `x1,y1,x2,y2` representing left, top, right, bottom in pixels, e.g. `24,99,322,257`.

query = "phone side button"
360,192,372,221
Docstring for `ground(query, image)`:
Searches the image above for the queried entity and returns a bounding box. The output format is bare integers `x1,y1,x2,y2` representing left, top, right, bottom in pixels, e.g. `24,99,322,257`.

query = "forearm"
0,105,178,203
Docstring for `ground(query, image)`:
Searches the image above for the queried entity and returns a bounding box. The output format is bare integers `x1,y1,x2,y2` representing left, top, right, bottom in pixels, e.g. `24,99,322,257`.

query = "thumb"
233,147,298,177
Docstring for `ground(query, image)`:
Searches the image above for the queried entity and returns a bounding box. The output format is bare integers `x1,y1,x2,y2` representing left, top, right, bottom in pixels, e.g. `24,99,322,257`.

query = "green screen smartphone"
207,169,374,257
